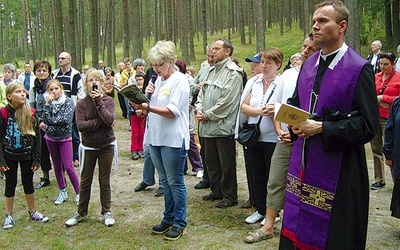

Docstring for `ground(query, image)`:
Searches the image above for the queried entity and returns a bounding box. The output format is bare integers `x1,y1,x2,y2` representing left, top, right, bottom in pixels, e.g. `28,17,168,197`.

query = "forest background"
0,0,399,74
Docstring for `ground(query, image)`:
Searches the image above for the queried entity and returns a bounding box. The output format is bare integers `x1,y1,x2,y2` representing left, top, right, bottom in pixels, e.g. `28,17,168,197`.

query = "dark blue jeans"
150,142,187,229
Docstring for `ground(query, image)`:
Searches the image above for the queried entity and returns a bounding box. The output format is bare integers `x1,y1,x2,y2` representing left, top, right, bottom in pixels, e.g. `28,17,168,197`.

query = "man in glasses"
195,38,243,208
279,1,379,249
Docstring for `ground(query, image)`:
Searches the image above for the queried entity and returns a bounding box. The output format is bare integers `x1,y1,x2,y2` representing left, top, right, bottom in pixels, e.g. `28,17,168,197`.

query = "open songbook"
274,102,310,125
113,84,149,104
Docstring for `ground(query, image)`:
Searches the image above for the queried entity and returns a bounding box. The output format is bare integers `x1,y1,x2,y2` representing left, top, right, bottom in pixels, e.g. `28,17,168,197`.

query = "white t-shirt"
144,71,190,150
246,76,279,143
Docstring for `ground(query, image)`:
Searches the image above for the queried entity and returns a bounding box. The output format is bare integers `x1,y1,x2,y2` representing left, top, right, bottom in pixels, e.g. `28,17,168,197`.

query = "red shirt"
375,69,400,119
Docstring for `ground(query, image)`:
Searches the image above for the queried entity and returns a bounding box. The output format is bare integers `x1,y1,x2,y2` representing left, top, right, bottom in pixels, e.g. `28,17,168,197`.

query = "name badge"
160,87,171,96
212,80,223,89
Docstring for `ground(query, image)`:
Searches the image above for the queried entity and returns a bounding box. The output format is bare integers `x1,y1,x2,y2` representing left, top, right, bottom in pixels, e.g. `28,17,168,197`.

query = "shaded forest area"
0,0,398,70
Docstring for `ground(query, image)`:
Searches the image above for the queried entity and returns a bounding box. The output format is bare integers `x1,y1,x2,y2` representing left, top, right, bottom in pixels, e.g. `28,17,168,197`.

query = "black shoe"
215,199,238,208
202,193,223,201
35,178,50,189
371,182,386,190
134,182,148,192
152,221,172,235
154,187,164,197
194,181,210,189
164,226,186,241
131,152,139,160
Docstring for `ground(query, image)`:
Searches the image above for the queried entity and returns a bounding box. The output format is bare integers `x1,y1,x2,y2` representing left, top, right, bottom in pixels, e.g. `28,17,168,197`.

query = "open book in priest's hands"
274,102,310,125
113,84,149,104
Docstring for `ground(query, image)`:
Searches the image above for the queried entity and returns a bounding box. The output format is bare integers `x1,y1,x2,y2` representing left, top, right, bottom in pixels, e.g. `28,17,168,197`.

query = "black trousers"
204,136,237,201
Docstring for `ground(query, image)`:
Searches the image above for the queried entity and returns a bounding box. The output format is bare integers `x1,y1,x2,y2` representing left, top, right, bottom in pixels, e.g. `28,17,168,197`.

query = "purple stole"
281,46,366,250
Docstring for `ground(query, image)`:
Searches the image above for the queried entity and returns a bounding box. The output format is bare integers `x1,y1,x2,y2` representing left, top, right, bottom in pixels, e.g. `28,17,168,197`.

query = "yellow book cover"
274,102,310,125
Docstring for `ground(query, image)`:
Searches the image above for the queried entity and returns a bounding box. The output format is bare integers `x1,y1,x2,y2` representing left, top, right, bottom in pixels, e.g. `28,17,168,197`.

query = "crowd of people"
1,0,400,248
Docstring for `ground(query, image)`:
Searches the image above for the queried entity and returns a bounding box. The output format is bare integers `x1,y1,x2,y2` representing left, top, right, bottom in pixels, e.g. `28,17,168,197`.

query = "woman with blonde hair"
0,82,49,229
134,40,189,240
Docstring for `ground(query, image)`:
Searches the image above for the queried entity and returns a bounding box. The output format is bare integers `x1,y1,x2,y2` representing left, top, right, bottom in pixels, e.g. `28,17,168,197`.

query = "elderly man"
366,40,382,74
279,1,379,249
195,38,243,208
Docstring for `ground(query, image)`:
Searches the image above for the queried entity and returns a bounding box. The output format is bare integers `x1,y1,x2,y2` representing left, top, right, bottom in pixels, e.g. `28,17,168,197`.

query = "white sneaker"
55,190,67,205
65,212,85,226
75,194,80,206
3,214,15,229
260,215,280,226
196,170,204,179
29,211,49,223
245,211,264,224
103,212,115,227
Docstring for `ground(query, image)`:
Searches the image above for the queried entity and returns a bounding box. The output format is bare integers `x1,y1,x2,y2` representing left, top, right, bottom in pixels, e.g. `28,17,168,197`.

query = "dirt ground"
102,113,400,249
23,113,399,249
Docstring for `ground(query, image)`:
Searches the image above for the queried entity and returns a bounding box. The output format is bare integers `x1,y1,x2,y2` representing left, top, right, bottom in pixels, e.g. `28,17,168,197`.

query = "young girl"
65,68,116,227
41,79,80,205
0,82,49,229
129,72,146,160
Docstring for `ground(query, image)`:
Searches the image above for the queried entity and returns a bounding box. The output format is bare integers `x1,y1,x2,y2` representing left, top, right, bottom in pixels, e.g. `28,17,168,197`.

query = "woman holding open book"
133,40,189,241
236,48,283,225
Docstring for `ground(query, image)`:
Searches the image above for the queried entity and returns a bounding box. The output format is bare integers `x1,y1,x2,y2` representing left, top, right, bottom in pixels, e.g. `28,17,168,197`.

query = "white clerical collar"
316,43,348,70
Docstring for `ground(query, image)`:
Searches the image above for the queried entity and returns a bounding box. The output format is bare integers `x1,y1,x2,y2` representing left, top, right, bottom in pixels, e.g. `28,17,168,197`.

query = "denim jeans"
72,122,80,161
150,142,187,229
143,144,163,188
124,97,132,122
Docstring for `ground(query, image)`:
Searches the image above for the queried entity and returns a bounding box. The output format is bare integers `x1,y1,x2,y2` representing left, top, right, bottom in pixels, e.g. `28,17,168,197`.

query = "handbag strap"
379,70,395,95
257,83,277,125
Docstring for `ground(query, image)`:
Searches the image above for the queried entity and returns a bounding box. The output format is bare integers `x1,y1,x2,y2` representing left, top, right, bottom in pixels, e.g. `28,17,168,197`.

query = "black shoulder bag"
237,84,276,148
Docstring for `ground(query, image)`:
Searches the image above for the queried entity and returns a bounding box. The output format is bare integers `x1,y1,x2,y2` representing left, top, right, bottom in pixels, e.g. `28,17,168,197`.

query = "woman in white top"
239,48,283,224
134,40,189,241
